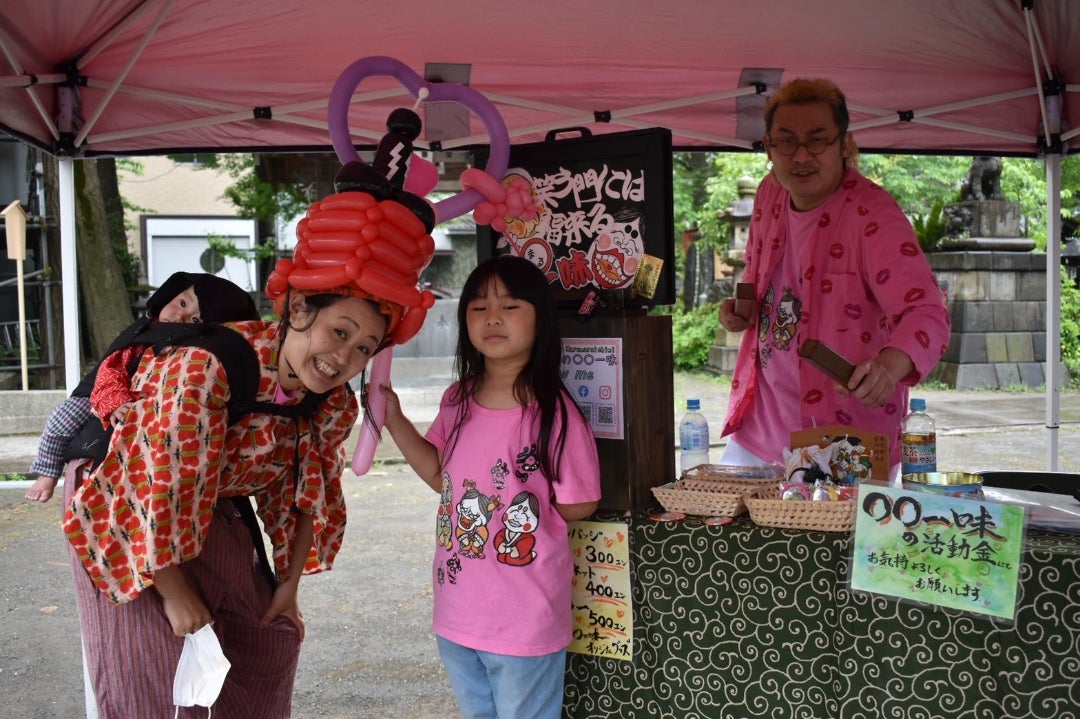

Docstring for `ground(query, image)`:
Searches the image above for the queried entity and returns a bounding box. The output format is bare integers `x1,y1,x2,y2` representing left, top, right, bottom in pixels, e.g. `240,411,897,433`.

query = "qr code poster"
561,338,623,440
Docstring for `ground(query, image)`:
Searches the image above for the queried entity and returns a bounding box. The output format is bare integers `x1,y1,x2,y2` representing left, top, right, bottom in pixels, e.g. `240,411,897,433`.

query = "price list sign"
568,521,632,660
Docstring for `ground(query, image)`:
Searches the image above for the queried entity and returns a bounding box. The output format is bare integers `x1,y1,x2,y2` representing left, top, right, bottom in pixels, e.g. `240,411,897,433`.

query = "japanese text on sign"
561,338,623,439
569,520,633,660
497,164,647,294
850,484,1025,619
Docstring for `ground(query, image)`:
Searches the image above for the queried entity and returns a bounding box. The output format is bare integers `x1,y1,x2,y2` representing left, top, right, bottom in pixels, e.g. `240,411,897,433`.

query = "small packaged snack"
780,481,810,501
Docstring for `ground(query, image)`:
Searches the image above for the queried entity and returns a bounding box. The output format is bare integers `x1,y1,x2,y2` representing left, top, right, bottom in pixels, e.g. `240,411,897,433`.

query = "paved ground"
1,371,1078,717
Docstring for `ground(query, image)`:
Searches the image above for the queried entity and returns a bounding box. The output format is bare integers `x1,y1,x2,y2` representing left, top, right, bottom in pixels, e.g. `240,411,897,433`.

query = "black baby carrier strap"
61,321,331,590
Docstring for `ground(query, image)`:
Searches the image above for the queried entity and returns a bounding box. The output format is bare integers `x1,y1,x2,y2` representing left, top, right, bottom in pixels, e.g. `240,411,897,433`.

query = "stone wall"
927,251,1051,389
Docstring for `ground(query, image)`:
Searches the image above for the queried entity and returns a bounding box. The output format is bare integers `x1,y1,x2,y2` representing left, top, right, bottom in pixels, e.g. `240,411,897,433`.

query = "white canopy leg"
59,157,80,391
1045,152,1061,472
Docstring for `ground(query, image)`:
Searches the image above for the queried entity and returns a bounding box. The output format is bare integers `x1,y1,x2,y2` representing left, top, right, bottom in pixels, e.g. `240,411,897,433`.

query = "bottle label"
680,425,709,451
901,433,937,474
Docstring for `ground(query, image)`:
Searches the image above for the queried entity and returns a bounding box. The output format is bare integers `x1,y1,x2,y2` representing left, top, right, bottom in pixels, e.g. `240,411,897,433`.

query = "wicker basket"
745,490,856,532
681,464,782,483
652,478,764,517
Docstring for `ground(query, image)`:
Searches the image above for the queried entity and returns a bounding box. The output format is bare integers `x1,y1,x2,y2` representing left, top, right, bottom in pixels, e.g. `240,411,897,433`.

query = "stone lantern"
706,176,757,375
714,175,756,284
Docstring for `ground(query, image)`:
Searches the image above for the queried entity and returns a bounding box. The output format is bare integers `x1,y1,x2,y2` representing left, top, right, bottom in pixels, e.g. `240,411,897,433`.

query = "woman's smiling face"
279,294,387,393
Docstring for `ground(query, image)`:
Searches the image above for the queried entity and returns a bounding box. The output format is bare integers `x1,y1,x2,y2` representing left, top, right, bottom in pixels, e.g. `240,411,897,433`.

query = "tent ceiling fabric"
0,0,1076,158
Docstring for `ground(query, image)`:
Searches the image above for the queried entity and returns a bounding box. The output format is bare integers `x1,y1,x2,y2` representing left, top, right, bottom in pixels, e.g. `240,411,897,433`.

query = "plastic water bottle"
679,398,710,473
901,398,937,475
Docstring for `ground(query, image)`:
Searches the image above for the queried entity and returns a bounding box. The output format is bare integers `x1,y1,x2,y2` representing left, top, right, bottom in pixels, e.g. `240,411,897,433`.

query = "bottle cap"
686,398,701,411
909,398,926,411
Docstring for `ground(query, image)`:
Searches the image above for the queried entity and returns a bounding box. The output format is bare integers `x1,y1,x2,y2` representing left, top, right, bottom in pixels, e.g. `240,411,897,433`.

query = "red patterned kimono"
63,320,357,604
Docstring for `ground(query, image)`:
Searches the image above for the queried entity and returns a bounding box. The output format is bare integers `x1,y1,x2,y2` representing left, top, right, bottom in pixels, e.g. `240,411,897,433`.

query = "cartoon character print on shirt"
436,473,454,551
494,491,540,566
771,286,802,351
758,283,776,368
514,444,541,483
437,553,463,587
490,458,509,491
455,479,502,559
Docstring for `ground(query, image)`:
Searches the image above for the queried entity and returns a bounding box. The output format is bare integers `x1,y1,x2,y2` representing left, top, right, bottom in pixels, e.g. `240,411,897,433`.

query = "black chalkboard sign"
475,127,674,310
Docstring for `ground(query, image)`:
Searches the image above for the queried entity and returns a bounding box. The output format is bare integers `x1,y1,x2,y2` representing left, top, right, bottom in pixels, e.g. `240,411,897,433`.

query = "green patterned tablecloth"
565,516,1080,719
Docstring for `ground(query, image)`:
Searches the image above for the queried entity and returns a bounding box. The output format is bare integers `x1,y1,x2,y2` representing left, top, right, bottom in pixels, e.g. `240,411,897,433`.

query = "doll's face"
278,295,387,393
157,286,201,323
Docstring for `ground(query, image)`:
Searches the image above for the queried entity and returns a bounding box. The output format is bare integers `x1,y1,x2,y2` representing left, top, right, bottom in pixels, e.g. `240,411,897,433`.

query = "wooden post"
561,311,674,513
3,201,28,390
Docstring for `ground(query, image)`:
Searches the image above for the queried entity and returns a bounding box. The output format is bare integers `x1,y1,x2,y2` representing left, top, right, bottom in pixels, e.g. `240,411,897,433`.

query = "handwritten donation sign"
850,484,1025,620
569,521,632,660
561,338,623,440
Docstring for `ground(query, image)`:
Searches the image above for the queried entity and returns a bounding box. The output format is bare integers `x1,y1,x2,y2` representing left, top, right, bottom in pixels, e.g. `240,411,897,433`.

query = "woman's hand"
260,511,313,641
154,565,211,637
262,583,305,641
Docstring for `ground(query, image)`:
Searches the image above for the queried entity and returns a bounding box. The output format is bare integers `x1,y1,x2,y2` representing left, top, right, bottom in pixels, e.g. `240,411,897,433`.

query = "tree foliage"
175,154,311,226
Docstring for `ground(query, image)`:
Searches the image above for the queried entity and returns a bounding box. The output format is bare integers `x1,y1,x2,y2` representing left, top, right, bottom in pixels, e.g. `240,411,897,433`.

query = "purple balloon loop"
326,56,509,224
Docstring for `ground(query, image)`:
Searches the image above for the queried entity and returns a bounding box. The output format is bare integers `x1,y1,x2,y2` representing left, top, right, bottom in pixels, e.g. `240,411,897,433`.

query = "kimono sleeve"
63,346,231,603
258,385,359,581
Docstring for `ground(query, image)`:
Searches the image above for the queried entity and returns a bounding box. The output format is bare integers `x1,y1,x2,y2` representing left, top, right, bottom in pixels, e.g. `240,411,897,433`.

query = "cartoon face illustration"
495,491,540,567
772,286,802,351
504,492,539,534
457,491,491,533
455,488,494,559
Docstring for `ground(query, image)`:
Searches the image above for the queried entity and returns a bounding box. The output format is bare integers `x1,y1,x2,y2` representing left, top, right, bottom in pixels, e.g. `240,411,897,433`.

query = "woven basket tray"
745,490,856,532
652,478,764,517
681,464,783,483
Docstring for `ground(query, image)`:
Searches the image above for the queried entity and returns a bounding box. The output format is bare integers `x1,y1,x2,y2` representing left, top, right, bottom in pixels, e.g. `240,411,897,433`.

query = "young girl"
381,255,601,719
25,271,259,502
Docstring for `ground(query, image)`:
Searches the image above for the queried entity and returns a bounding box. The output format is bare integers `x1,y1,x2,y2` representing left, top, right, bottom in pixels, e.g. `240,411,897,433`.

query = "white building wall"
118,156,236,254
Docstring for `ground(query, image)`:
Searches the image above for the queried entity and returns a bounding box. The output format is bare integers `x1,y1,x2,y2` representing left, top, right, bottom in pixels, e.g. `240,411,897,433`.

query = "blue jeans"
436,635,567,719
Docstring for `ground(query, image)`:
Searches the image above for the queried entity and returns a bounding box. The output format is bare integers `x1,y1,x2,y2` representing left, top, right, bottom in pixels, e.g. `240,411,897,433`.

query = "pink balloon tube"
351,348,392,475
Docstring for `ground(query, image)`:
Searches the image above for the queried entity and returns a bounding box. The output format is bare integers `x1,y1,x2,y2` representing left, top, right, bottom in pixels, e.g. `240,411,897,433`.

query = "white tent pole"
73,0,174,148
76,0,167,69
0,30,61,141
1045,151,1061,472
59,158,80,392
909,117,1031,144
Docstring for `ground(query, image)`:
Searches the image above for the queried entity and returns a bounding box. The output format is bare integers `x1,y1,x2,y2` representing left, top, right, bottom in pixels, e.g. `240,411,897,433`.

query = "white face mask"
173,624,231,717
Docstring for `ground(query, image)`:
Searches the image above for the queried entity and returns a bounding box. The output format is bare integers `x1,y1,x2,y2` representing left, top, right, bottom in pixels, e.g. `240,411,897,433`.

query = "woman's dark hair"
443,254,582,484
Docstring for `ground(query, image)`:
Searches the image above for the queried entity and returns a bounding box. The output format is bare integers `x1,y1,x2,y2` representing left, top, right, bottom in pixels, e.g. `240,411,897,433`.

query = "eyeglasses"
767,134,841,157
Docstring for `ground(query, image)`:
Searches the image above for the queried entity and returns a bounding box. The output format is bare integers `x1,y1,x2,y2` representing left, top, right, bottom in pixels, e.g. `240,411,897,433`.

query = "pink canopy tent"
0,0,1076,466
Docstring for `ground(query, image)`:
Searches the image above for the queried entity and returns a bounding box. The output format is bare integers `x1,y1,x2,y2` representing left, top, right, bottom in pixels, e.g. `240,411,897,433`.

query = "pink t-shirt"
734,204,821,460
425,386,601,656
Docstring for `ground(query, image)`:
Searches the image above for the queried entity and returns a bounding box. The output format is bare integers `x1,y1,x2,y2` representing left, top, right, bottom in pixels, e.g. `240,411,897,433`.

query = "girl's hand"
378,383,402,424
261,582,305,641
154,566,211,637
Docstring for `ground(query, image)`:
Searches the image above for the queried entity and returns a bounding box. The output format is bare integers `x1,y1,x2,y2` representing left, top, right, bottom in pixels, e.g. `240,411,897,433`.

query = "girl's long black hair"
443,254,583,484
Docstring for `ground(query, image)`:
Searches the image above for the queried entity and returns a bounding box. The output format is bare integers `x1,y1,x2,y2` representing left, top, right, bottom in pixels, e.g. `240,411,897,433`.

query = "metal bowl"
902,471,983,497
